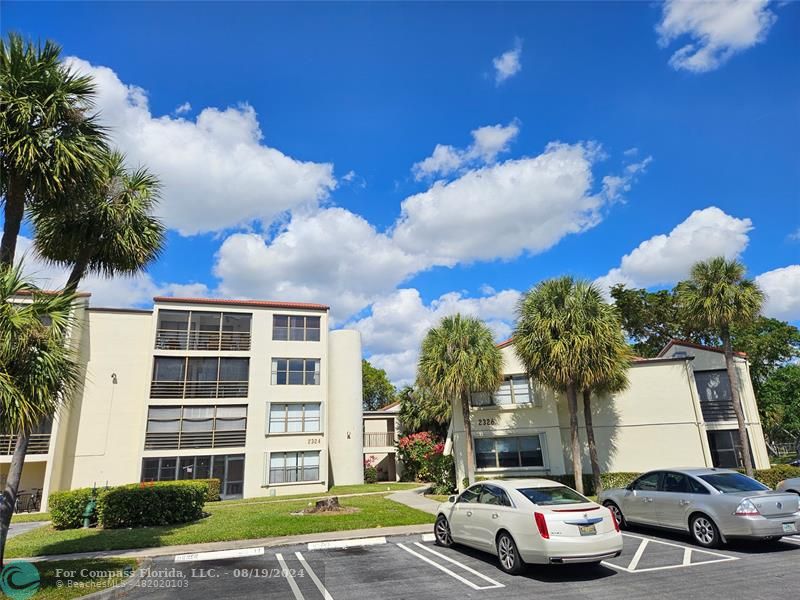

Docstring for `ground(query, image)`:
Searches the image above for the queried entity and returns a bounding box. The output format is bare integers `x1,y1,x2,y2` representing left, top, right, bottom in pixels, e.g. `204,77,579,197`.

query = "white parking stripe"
421,533,436,542
626,539,649,571
412,543,504,588
307,537,386,551
295,551,334,600
396,543,503,591
276,553,304,600
621,532,734,560
174,546,264,562
682,547,692,566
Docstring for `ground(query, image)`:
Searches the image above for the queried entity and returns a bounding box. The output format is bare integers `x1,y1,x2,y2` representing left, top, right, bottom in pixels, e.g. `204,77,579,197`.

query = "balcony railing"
364,432,396,448
144,430,246,450
150,380,249,399
154,329,252,351
699,399,737,422
0,434,51,455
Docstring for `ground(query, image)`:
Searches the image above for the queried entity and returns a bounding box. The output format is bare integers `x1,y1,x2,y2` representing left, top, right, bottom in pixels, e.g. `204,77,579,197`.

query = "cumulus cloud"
213,208,425,321
602,156,653,201
756,265,800,321
350,287,521,384
657,0,777,72
412,122,520,180
493,39,522,84
397,142,610,265
66,57,336,235
174,102,192,115
595,207,753,293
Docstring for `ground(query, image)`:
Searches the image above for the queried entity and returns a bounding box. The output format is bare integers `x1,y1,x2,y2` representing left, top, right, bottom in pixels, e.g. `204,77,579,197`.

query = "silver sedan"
599,468,800,548
777,477,800,495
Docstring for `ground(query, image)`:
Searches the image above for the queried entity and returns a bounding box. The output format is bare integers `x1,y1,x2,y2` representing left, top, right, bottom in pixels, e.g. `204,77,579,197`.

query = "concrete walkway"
8,520,49,539
387,485,441,515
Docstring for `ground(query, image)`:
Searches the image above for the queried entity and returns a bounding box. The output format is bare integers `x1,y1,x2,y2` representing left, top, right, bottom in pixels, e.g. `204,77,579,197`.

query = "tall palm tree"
677,257,764,477
31,150,165,291
0,33,107,266
515,277,628,494
0,265,80,565
417,315,504,488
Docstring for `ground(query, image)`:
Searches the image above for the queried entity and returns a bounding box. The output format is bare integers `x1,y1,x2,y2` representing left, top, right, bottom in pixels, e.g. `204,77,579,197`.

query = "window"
632,472,660,491
470,375,533,407
474,435,545,470
688,477,710,495
273,315,321,342
518,486,589,506
699,472,768,493
271,358,320,385
145,405,247,449
458,486,482,503
267,451,321,484
480,485,512,507
694,370,736,421
662,472,690,493
141,454,245,499
707,430,751,468
155,310,251,351
268,403,322,433
151,357,250,398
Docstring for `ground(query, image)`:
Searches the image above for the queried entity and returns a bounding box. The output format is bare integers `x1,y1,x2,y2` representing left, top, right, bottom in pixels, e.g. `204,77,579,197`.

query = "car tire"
690,514,721,549
762,536,783,543
496,531,524,575
604,501,627,530
434,515,454,548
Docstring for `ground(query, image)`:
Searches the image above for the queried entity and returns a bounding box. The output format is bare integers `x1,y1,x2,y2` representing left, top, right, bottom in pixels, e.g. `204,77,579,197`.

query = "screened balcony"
144,405,247,450
150,357,250,399
694,370,737,422
1,420,52,455
154,310,252,351
363,432,396,448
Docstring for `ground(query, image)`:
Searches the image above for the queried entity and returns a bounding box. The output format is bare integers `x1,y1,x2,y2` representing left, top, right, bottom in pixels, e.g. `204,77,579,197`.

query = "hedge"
97,481,208,529
750,465,800,489
154,478,221,502
49,488,98,529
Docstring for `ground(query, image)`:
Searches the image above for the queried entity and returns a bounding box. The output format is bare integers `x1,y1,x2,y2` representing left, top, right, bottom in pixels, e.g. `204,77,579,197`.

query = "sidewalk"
387,485,441,515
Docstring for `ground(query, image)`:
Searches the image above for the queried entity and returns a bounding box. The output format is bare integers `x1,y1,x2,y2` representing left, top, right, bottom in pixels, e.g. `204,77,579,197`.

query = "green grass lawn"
11,511,51,523
214,481,422,507
6,494,435,558
9,558,138,599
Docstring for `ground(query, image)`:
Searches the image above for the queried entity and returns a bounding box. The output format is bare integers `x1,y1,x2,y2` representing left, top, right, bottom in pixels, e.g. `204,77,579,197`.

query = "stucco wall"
327,330,364,487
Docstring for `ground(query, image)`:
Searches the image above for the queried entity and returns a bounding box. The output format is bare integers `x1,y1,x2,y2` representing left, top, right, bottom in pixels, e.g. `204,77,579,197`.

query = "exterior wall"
327,330,364,487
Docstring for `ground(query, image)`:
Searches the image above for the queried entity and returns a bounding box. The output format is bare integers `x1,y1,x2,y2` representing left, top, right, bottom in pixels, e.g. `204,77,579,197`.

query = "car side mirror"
448,495,457,503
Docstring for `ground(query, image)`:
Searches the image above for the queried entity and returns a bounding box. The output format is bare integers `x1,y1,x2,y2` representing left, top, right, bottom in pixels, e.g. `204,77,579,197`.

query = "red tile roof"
496,337,514,349
153,296,329,311
658,339,747,359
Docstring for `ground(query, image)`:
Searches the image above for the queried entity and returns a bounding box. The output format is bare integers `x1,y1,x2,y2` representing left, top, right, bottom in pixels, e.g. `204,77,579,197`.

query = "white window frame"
473,433,548,471
470,374,536,408
265,402,323,435
263,449,324,486
270,358,321,386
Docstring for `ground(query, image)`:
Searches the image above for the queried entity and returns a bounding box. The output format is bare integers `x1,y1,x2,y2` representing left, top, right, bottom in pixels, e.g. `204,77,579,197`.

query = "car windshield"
698,473,769,493
518,486,589,506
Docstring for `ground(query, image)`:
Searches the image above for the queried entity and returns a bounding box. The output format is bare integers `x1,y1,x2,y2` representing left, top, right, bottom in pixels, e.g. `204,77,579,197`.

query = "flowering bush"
397,431,443,482
364,456,378,484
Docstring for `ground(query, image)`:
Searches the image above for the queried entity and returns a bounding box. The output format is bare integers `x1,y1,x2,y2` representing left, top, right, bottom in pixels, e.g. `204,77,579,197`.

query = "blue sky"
4,1,799,382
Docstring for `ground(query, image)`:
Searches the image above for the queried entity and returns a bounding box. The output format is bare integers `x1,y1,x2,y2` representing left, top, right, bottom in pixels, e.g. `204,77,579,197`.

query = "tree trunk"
460,391,476,489
583,388,602,495
567,383,584,494
0,433,30,567
0,177,26,268
65,253,91,292
723,329,754,477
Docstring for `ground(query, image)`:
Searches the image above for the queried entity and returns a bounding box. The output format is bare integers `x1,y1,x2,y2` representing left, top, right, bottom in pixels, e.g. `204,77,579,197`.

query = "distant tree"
397,385,449,438
759,365,800,447
677,257,764,477
731,317,800,399
362,359,395,411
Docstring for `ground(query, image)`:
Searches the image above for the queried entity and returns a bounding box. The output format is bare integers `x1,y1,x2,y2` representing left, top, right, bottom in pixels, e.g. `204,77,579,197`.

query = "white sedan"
434,478,623,574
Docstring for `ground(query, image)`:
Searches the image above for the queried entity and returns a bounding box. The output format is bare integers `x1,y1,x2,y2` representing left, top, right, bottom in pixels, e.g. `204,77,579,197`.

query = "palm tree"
515,277,628,494
31,150,165,291
0,265,81,565
417,315,504,488
677,257,764,477
0,33,107,266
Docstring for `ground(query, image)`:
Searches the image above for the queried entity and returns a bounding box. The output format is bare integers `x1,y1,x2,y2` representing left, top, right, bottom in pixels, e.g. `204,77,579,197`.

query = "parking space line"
276,553,304,600
621,533,735,560
626,538,649,571
602,533,739,574
295,551,334,600
174,546,264,562
421,533,436,542
682,547,691,566
412,543,504,589
396,543,503,591
307,537,386,551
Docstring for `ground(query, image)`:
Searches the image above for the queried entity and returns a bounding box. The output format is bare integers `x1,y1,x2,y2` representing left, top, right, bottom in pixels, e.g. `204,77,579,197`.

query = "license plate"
579,524,596,536
782,523,797,533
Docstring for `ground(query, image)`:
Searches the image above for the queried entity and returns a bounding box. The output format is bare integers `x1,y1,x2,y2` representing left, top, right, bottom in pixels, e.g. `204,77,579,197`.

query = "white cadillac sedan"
434,478,623,574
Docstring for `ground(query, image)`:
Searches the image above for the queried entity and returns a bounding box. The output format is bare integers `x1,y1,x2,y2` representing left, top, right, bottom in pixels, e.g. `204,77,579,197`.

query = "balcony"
154,329,251,352
144,430,246,450
364,432,396,448
150,380,249,399
0,434,51,455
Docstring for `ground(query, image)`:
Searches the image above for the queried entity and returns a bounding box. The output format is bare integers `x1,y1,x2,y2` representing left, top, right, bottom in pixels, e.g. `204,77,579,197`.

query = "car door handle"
492,513,499,519
645,498,653,503
466,511,472,517
679,500,691,506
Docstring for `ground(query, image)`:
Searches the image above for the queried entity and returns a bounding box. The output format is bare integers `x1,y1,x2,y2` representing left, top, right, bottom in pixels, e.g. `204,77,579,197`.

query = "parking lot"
125,528,800,600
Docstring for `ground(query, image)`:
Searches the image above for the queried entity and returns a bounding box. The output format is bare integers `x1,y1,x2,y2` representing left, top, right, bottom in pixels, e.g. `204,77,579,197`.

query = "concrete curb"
77,558,152,600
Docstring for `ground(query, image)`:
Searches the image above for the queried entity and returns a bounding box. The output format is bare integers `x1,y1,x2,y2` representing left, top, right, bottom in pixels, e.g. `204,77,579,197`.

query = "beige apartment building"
450,339,770,486
1,295,364,511
363,401,401,481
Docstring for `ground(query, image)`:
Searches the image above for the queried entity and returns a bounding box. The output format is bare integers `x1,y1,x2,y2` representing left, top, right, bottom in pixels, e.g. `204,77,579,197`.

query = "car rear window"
698,473,769,493
518,486,590,506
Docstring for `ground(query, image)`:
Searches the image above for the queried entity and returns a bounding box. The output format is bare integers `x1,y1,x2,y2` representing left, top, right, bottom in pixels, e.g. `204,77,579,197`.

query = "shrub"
750,465,800,489
193,478,221,502
397,432,443,482
97,481,207,529
600,472,641,491
429,454,456,495
49,488,99,529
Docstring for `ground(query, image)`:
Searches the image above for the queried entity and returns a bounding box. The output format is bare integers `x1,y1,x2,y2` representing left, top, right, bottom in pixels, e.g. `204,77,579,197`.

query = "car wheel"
434,515,453,547
604,501,627,529
496,531,524,575
690,514,721,549
762,536,783,543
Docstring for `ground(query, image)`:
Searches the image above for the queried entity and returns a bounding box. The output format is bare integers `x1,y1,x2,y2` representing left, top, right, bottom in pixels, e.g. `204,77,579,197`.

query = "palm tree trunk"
583,388,602,495
0,433,30,567
567,383,584,494
0,176,25,268
722,329,754,477
65,253,91,292
460,391,476,489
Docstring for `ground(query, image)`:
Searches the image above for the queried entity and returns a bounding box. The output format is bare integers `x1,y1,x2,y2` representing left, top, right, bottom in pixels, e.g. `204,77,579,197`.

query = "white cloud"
492,39,522,84
397,141,610,265
412,121,520,180
602,156,653,201
350,287,521,384
174,102,192,115
595,207,753,293
213,208,425,321
756,265,800,321
66,57,336,235
657,0,777,72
